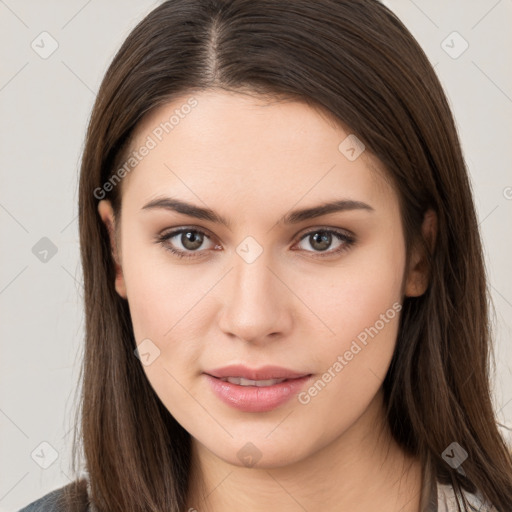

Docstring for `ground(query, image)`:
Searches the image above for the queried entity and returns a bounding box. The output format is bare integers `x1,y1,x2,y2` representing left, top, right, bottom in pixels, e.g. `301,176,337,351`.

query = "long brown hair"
64,0,512,510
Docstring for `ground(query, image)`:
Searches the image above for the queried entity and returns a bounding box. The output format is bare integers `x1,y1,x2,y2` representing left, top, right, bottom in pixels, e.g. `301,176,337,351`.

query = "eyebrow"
141,196,375,229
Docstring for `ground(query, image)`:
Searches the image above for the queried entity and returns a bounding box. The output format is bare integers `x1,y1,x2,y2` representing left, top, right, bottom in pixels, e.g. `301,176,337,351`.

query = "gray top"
18,483,81,512
18,478,498,512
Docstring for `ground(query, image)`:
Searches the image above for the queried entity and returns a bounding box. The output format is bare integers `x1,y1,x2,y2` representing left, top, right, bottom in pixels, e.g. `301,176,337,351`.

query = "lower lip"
204,374,313,412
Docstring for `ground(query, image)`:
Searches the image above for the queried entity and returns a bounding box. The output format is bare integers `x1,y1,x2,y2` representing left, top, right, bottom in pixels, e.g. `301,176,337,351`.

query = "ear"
404,209,437,297
97,200,127,299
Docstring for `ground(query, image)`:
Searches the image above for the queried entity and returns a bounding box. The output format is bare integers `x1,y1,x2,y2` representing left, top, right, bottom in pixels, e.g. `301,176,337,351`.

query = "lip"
204,371,313,413
205,364,310,381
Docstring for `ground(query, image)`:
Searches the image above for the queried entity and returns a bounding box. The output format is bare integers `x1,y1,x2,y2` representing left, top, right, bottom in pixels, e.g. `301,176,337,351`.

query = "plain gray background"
1,1,511,509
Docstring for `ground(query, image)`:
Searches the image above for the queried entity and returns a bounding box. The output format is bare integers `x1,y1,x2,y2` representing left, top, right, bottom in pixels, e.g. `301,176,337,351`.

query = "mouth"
212,375,310,387
204,372,314,412
205,364,311,382
216,377,289,388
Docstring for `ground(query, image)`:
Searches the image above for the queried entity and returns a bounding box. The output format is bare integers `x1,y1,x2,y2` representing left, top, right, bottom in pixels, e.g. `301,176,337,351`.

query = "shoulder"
436,481,499,512
17,481,91,512
17,484,69,512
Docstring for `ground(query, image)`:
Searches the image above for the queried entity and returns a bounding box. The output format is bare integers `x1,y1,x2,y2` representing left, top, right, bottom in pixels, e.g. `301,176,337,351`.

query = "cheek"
296,232,405,404
123,264,170,342
119,233,193,339
123,221,405,349
299,230,405,344
120,239,217,392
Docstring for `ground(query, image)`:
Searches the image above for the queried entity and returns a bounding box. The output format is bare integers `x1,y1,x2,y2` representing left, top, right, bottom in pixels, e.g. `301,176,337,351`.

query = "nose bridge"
217,240,291,342
234,248,273,298
232,242,279,312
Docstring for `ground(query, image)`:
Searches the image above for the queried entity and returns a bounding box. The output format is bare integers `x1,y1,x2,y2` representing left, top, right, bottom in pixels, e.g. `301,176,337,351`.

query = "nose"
216,251,293,345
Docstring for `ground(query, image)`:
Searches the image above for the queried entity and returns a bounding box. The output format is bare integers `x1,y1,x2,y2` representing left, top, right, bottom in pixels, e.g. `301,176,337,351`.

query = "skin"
98,89,436,511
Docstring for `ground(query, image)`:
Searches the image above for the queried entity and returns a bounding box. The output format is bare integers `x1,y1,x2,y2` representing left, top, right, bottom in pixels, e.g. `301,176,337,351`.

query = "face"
98,89,428,469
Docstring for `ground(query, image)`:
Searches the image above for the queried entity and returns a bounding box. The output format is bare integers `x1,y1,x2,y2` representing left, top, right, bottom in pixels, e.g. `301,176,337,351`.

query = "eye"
155,227,355,260
294,228,355,257
156,228,218,259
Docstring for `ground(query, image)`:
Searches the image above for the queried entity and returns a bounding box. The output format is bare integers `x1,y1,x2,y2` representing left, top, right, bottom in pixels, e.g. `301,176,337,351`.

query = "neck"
185,389,423,512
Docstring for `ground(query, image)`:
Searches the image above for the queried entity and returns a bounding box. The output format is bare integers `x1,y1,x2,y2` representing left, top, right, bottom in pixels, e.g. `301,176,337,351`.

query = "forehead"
118,89,394,216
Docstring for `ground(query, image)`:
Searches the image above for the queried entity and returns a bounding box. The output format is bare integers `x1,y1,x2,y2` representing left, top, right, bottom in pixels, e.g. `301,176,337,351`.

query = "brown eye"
156,228,215,259
179,230,204,251
296,229,355,257
156,227,355,260
309,231,333,252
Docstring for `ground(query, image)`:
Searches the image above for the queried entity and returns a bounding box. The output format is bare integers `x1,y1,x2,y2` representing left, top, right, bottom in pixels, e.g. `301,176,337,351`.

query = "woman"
19,0,512,511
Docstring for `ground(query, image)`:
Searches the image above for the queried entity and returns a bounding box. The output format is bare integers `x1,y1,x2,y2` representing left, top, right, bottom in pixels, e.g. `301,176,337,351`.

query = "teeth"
221,377,287,386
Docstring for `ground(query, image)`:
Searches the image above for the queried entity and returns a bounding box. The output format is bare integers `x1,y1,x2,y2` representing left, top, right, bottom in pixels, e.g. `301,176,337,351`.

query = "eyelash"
155,226,356,260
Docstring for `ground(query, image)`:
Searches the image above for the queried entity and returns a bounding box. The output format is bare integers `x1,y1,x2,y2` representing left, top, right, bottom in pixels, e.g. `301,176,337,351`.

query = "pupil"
183,231,202,250
312,232,331,251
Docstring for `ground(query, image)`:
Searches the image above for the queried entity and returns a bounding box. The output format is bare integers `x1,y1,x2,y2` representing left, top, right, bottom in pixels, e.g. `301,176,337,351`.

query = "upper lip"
205,365,311,381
